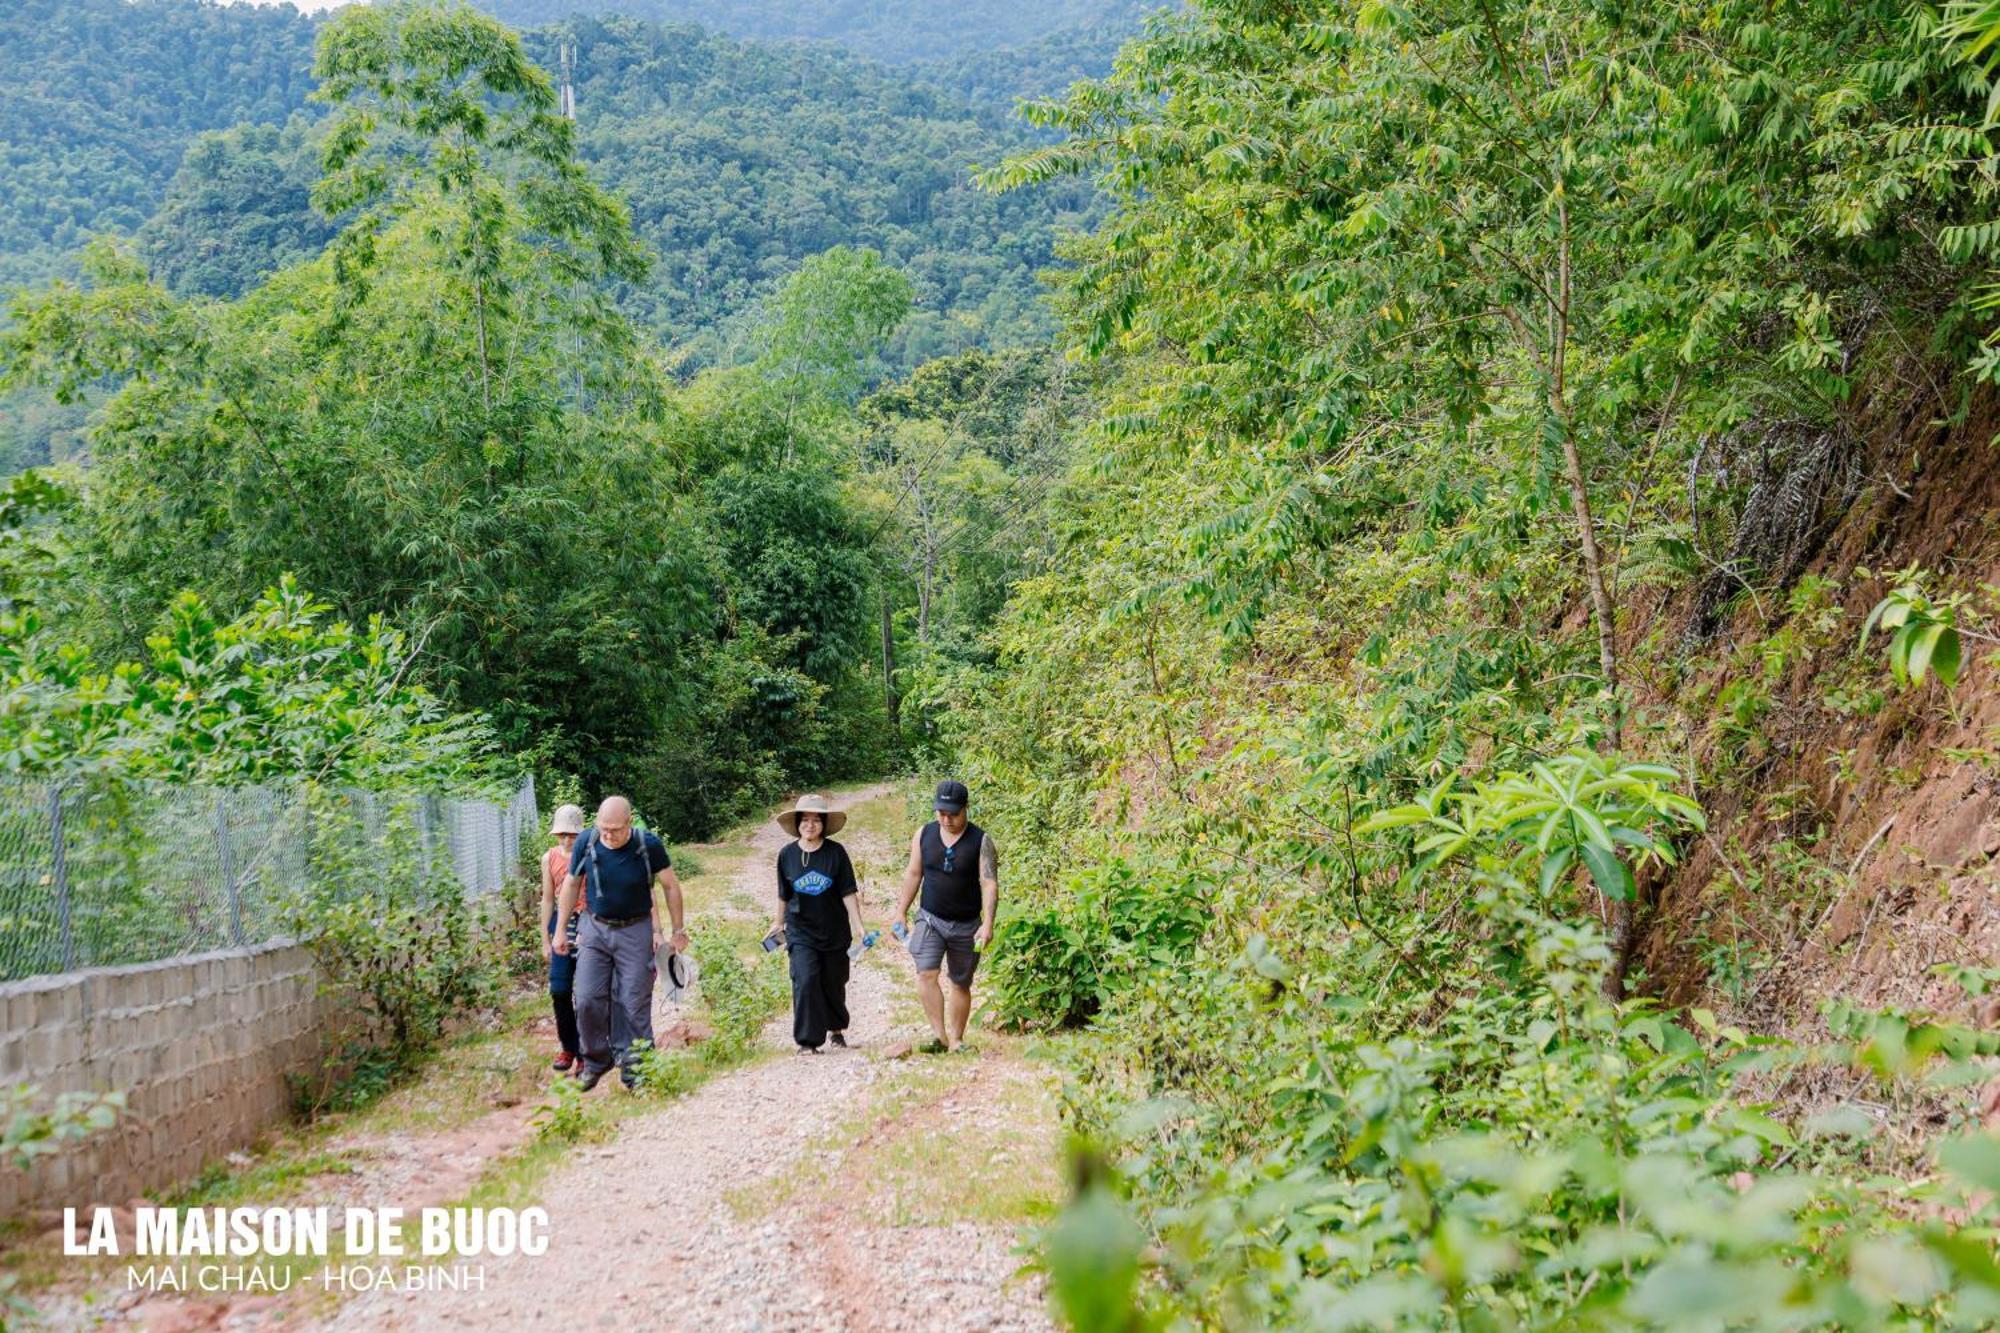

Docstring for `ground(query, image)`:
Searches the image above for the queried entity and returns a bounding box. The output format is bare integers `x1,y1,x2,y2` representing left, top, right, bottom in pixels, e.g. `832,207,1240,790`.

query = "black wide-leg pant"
789,942,851,1049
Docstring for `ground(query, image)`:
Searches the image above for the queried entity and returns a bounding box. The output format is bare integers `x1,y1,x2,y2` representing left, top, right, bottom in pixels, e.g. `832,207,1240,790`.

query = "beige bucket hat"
776,793,846,838
549,803,586,836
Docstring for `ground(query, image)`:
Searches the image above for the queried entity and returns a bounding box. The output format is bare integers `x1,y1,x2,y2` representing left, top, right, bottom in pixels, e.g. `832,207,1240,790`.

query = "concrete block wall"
0,941,338,1216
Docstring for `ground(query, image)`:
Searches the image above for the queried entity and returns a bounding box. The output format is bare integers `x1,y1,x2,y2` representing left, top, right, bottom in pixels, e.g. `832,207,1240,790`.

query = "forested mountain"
518,18,1101,364
0,0,318,293
137,118,338,298
477,0,1149,64
0,0,1091,840
916,16,1146,104
2,1,1099,378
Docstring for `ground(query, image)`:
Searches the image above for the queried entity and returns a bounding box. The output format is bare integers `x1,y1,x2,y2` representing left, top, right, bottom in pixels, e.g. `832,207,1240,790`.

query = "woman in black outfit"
773,794,866,1053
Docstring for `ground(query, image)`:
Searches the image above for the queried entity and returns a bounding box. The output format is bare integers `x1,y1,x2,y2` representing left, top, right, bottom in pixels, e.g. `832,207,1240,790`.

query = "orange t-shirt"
543,845,581,941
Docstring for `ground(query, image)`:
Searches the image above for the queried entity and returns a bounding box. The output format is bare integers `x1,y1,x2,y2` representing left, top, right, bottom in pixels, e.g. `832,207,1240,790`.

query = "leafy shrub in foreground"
1036,761,2000,1328
530,1074,590,1144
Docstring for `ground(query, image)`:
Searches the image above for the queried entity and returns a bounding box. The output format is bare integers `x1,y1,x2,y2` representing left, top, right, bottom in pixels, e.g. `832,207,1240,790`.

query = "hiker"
894,780,997,1053
773,794,866,1054
554,795,688,1091
539,804,588,1072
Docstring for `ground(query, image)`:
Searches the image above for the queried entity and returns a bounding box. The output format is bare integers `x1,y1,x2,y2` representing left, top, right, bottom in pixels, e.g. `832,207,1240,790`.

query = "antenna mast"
557,33,583,414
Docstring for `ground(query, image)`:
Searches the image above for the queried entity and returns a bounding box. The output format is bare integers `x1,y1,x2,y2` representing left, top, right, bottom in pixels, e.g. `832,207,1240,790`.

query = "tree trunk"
1545,216,1631,999
471,254,493,416
880,586,899,729
911,473,936,643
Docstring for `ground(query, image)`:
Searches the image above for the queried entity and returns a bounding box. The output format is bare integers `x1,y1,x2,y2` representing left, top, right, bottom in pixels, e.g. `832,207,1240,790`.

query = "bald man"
554,796,689,1091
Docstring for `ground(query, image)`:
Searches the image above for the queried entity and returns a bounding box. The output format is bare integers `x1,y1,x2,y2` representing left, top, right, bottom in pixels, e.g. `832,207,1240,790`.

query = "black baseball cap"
934,780,969,813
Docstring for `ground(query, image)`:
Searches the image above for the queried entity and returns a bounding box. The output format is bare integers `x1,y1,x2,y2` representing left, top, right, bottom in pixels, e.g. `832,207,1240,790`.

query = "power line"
932,447,1074,552
860,421,963,546
859,365,1039,546
925,451,1076,564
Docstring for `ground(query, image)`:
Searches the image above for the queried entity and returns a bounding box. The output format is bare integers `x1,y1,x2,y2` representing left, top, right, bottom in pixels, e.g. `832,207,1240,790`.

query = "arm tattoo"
979,832,998,884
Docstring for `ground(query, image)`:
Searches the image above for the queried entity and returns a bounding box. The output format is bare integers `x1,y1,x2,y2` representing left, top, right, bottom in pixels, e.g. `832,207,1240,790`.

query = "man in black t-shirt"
774,794,865,1052
553,796,689,1090
894,780,998,1054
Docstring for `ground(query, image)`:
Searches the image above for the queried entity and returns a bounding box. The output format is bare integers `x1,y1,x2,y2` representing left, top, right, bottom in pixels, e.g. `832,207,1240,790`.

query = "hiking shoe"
796,1045,822,1056
552,1051,576,1072
576,1066,606,1092
829,1032,847,1048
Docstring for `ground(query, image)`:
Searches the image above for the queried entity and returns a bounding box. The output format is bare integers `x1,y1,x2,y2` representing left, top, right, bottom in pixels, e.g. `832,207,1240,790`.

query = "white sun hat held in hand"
657,945,696,1004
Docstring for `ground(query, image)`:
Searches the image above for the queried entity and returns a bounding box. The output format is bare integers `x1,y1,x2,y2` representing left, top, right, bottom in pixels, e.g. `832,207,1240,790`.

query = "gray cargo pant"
574,913,656,1076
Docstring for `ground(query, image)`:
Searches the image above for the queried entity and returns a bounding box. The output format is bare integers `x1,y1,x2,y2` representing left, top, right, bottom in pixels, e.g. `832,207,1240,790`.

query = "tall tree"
755,246,915,446
0,1,706,808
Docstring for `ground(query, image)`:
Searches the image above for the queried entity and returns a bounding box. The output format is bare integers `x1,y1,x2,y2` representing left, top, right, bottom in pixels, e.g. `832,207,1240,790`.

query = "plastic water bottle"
890,920,909,943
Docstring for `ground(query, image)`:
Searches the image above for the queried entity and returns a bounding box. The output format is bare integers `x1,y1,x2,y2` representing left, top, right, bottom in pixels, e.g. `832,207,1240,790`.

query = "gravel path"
317,784,1055,1333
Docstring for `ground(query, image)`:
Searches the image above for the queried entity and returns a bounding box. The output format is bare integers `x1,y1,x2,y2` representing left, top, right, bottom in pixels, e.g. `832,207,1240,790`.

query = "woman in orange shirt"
539,804,588,1071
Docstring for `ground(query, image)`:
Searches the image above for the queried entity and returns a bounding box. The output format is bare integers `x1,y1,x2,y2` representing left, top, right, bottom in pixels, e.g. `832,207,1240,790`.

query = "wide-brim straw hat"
549,803,586,836
776,793,846,838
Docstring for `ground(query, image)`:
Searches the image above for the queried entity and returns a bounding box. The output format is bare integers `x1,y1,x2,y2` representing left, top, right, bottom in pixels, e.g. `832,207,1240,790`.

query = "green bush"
2,1082,121,1171
988,855,1211,1030
689,930,787,1066
284,786,506,1070
624,1040,698,1097
1031,759,2000,1327
286,1044,402,1121
529,1074,589,1145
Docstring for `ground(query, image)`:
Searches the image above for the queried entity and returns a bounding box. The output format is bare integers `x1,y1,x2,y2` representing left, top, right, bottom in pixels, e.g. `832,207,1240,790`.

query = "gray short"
909,908,980,987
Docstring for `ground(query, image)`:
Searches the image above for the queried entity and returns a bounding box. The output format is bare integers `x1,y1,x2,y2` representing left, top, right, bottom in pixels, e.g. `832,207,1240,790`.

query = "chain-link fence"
0,775,537,982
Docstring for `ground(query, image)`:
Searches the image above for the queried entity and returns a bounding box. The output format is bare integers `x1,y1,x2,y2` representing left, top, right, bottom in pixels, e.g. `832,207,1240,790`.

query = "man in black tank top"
894,780,999,1053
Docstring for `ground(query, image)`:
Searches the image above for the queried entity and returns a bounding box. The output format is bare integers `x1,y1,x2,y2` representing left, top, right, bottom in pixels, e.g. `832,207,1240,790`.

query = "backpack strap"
582,826,660,913
580,827,600,913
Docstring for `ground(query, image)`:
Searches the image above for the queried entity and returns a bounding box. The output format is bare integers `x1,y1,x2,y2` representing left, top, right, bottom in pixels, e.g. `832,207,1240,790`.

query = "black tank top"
920,822,984,922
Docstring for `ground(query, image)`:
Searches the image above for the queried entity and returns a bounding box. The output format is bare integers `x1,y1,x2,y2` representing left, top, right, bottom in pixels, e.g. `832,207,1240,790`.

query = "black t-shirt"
777,839,858,949
570,828,671,919
920,822,985,922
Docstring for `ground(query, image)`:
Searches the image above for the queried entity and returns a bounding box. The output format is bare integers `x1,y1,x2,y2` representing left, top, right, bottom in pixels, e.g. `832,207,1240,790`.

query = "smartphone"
761,928,784,953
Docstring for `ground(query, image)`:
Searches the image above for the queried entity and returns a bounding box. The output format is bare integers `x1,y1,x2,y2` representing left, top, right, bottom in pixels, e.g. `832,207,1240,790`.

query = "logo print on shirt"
793,869,835,897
